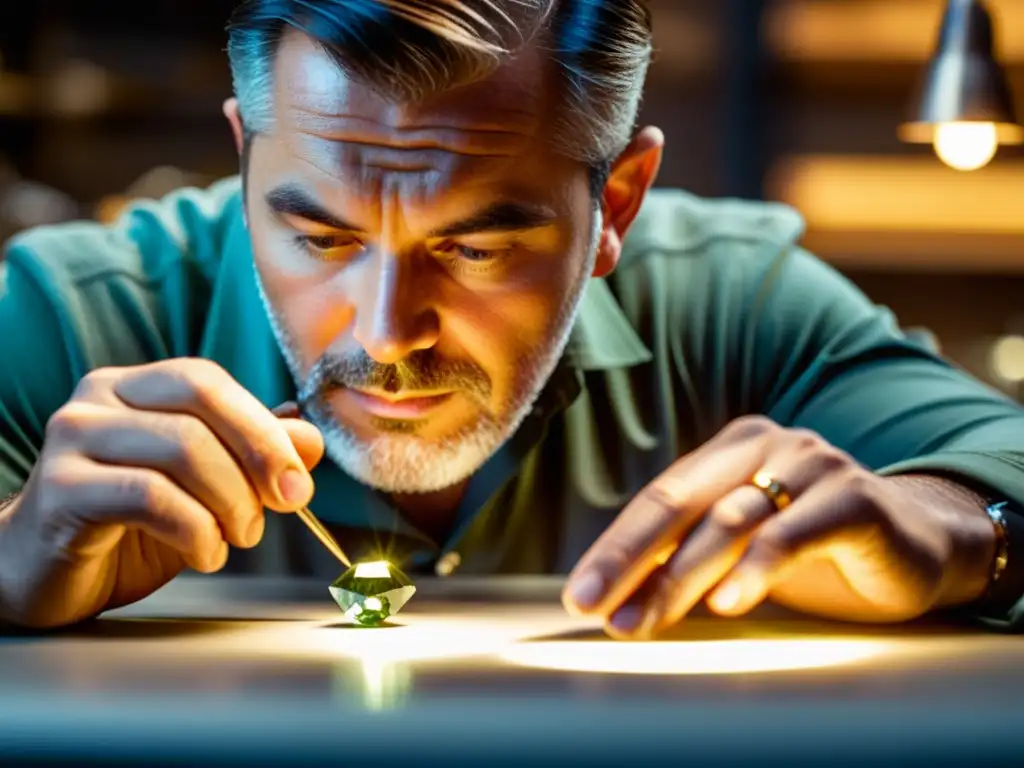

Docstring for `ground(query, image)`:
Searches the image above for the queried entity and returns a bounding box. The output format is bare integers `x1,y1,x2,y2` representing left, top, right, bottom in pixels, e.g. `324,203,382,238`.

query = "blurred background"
0,0,1023,398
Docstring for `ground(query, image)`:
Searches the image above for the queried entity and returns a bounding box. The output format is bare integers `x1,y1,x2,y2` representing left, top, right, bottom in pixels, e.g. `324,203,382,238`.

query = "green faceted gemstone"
329,561,416,627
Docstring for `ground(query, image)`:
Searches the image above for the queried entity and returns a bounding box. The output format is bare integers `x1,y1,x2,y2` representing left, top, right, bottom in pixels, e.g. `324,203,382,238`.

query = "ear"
592,126,664,278
223,98,245,155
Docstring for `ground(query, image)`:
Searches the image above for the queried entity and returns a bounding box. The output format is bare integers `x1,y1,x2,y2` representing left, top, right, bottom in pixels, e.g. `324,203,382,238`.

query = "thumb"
273,401,325,471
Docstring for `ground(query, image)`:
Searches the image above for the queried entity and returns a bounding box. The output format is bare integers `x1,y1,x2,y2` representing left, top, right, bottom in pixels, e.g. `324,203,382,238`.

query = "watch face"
976,501,1023,621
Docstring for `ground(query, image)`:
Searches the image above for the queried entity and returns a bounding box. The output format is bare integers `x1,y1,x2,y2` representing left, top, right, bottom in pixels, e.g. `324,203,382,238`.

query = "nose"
352,250,439,365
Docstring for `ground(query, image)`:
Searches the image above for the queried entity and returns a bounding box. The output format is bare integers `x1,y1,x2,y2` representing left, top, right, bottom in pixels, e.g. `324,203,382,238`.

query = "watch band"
987,502,1010,582
973,500,1024,620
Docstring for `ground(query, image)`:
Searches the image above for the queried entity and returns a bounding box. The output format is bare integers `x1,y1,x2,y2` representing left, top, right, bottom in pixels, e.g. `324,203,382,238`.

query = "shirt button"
435,551,461,577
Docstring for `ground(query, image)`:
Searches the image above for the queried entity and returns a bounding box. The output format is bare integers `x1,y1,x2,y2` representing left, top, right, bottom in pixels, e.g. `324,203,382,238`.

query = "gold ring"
751,471,792,511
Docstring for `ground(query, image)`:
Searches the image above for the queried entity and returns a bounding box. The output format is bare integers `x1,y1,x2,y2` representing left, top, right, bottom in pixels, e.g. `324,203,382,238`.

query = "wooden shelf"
804,230,1024,274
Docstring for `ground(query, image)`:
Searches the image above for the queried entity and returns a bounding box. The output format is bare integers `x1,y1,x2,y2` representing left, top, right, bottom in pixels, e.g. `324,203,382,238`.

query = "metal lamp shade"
899,0,1023,145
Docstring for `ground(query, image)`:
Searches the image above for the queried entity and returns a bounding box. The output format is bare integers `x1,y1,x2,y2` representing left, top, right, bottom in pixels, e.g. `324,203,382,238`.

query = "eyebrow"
265,184,359,231
429,201,557,239
265,184,556,238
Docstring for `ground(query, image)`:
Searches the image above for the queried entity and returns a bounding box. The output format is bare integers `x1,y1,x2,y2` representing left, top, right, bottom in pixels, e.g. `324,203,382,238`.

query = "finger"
114,360,314,511
707,477,862,617
52,457,228,573
618,484,775,637
279,419,325,472
640,450,840,635
78,410,263,549
273,401,326,472
272,401,325,471
603,577,663,640
563,437,769,617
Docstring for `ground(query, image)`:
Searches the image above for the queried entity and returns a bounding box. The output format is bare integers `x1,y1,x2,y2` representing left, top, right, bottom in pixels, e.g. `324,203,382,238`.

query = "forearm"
886,474,996,608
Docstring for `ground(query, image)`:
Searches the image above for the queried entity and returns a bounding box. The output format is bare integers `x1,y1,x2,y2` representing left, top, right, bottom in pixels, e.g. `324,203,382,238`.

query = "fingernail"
271,402,301,418
278,468,312,505
710,581,743,613
610,605,643,633
568,571,606,611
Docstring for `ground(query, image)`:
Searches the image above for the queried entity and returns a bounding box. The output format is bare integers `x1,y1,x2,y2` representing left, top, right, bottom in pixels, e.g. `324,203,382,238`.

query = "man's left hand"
562,416,996,639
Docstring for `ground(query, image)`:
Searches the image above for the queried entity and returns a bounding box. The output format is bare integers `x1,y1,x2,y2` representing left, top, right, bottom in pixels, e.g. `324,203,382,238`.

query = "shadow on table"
4,616,409,641
1,616,290,642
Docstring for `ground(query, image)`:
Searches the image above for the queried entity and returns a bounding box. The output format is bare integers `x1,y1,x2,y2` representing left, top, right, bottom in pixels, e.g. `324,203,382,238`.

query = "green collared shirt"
3,178,1024,623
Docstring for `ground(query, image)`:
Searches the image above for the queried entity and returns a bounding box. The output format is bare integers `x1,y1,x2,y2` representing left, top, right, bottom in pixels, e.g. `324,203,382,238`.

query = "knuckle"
751,528,791,563
724,414,776,441
165,358,228,409
72,367,116,398
164,415,212,473
120,470,167,513
591,539,638,575
787,428,850,471
815,446,851,474
182,512,220,555
641,479,685,508
35,460,83,515
237,439,280,484
44,405,94,444
840,467,875,500
167,356,224,377
838,469,885,516
707,498,752,533
180,357,228,388
788,427,826,451
219,484,260,532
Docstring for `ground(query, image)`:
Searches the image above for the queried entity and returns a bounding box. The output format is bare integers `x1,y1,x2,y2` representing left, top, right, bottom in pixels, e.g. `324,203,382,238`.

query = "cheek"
250,220,355,362
440,262,579,397
279,289,355,361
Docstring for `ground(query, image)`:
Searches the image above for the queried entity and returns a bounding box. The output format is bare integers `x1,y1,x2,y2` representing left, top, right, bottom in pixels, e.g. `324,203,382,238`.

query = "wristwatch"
972,500,1024,621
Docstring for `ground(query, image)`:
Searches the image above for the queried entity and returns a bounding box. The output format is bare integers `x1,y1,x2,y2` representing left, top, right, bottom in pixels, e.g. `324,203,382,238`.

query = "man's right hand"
0,359,324,629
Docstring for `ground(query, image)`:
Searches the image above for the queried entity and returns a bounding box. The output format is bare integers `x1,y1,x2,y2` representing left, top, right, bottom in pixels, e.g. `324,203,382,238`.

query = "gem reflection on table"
329,560,417,627
214,604,924,693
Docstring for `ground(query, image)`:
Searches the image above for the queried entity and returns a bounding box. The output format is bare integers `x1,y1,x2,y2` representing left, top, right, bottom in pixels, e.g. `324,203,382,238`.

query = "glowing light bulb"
933,122,999,171
990,335,1024,383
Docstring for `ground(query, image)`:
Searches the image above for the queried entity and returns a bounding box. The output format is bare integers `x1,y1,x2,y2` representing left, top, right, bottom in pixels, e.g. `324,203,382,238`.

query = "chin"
320,418,511,494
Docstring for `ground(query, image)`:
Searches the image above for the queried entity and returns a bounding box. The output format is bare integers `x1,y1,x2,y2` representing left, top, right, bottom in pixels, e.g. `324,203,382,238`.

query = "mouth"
344,388,455,420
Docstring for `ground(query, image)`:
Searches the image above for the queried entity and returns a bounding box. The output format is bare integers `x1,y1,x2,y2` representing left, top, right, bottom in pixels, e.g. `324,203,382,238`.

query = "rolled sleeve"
743,248,1024,627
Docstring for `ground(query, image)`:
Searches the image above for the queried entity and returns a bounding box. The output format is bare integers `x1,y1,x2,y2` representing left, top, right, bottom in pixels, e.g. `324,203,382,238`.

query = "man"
0,0,1022,638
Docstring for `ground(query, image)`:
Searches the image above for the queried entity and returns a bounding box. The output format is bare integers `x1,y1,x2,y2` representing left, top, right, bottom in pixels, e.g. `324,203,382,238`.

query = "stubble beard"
254,215,599,494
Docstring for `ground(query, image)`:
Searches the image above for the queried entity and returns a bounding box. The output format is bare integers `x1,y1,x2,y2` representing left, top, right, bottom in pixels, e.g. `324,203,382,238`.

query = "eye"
294,233,363,260
435,242,507,263
454,245,494,262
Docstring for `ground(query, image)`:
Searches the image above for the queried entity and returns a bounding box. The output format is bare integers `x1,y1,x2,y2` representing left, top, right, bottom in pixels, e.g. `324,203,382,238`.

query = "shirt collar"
564,277,653,371
563,187,807,374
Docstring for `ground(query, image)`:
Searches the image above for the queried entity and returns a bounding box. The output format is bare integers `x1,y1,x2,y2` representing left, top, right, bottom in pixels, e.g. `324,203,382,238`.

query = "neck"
390,481,469,545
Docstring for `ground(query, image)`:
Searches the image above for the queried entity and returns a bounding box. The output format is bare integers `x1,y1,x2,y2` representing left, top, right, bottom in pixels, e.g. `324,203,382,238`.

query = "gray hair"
226,0,652,178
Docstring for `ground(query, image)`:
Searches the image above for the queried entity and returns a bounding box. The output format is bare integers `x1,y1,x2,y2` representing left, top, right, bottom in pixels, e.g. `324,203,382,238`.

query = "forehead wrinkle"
288,125,529,202
289,110,535,159
290,107,540,139
280,136,507,239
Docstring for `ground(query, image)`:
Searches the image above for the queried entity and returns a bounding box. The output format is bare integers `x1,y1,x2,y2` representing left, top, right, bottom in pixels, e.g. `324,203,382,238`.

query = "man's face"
240,32,602,494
